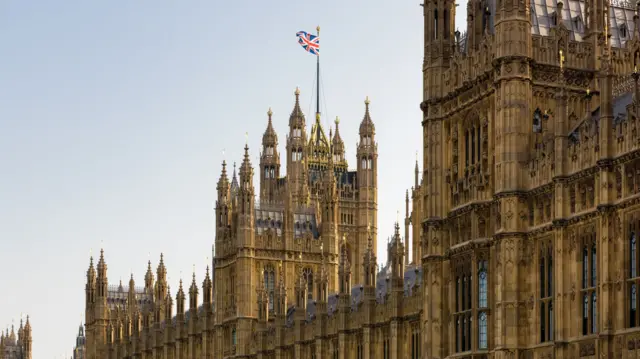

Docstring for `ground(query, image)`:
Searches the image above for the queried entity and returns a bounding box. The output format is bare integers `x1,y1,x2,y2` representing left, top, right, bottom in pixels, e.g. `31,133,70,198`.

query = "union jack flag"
296,31,320,55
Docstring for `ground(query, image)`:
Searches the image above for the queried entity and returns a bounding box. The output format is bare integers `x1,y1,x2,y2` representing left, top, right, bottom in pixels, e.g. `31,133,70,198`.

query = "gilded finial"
365,96,370,105
245,132,248,145
586,88,591,96
267,107,273,117
316,112,321,121
559,49,565,70
635,65,638,74
335,116,340,125
298,252,302,260
295,87,300,96
367,222,371,232
279,260,283,269
316,25,320,33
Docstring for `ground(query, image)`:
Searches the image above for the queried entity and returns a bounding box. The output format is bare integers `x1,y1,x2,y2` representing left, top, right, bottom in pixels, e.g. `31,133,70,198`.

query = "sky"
0,1,467,357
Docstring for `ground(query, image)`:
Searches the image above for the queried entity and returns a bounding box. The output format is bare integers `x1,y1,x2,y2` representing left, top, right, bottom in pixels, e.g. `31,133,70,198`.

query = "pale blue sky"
0,1,467,357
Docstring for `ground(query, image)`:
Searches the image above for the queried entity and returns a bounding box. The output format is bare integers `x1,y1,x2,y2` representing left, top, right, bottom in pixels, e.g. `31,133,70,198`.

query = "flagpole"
316,25,320,119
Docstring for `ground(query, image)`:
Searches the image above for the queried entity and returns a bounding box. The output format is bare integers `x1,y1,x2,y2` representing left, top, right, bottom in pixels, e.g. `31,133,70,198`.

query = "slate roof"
286,264,424,326
460,0,636,51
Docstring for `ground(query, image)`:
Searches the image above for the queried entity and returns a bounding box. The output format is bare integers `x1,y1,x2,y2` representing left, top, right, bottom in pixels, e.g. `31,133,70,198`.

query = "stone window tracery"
581,230,597,335
629,219,640,328
454,260,472,352
477,259,489,349
303,267,314,300
539,240,554,342
264,265,275,312
411,323,421,358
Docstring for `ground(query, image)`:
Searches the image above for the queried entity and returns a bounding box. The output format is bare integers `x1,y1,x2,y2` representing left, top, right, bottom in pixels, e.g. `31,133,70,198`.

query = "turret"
155,254,167,302
332,117,345,164
165,286,173,320
260,107,281,201
176,279,186,319
22,317,31,359
96,249,108,300
286,88,308,200
362,227,377,299
127,274,137,315
338,240,352,296
238,142,255,251
465,0,492,52
86,256,96,306
422,0,456,99
189,273,199,311
203,266,213,305
389,221,405,290
144,260,154,295
216,160,231,228
356,97,378,284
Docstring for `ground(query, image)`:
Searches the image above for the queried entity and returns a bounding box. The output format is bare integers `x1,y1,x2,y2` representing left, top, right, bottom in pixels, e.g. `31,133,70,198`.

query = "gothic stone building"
414,0,640,355
84,91,427,359
0,318,32,359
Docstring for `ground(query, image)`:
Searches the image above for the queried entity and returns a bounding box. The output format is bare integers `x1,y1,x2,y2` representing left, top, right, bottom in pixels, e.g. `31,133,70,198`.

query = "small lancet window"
621,24,628,38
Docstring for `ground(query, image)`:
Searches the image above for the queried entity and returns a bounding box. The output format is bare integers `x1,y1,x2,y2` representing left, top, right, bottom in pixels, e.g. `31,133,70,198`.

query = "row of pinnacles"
84,224,422,358
0,317,32,359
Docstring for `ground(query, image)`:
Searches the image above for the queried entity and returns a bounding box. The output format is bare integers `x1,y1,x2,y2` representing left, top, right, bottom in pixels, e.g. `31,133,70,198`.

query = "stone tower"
355,97,378,284
260,108,281,202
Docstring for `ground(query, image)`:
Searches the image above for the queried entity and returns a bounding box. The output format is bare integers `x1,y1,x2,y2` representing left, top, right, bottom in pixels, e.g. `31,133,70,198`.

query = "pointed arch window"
303,268,314,300
477,258,489,349
454,262,472,352
629,222,640,327
479,312,488,349
231,327,237,346
434,9,438,40
581,232,597,335
540,241,554,342
264,265,275,312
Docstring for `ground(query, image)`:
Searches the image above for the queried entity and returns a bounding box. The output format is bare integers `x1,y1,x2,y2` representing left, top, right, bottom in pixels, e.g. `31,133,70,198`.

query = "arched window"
591,292,597,333
478,260,488,308
631,284,637,327
434,9,438,40
303,268,314,300
264,266,275,311
539,241,554,342
581,233,597,335
479,312,488,349
631,232,637,277
232,328,237,346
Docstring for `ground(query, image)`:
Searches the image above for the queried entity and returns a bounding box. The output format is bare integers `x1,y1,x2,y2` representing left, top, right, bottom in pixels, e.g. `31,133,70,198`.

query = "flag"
296,31,320,55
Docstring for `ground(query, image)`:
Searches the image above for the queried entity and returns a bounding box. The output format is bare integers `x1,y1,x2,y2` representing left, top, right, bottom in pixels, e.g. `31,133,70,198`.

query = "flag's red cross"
296,31,320,55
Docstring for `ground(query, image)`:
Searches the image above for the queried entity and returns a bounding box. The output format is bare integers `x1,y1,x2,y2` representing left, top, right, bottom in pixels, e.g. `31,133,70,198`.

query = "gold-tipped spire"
559,50,565,70
267,107,273,117
295,87,300,96
365,96,370,105
335,116,340,125
316,112,321,121
316,25,320,33
245,132,248,145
